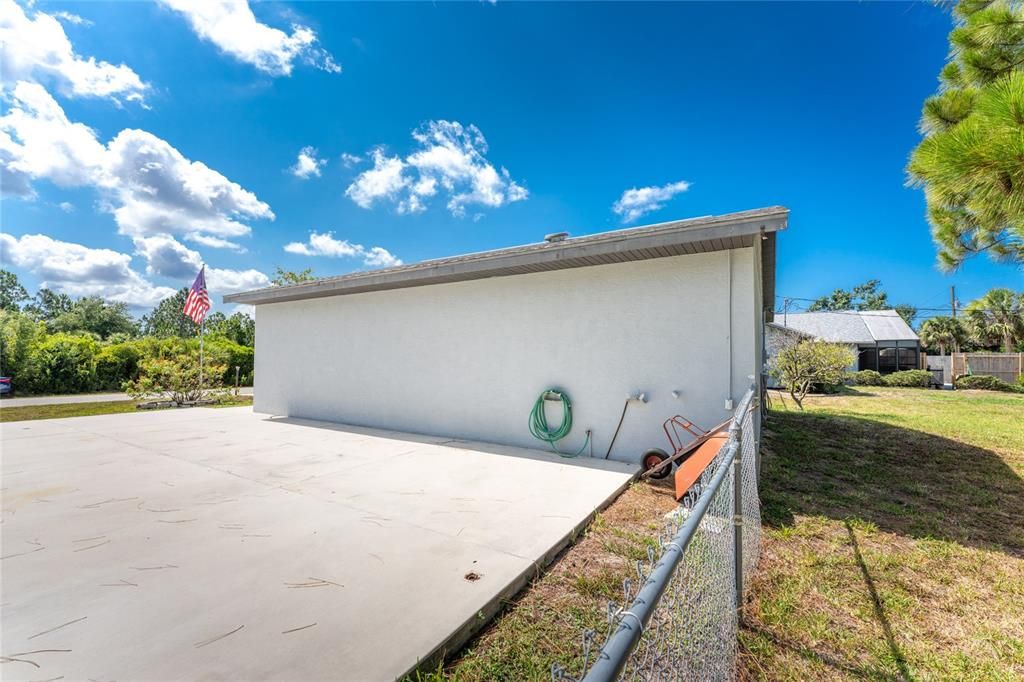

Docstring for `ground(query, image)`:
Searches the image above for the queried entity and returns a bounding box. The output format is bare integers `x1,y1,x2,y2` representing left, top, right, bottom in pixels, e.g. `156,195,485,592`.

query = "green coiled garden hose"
529,389,591,457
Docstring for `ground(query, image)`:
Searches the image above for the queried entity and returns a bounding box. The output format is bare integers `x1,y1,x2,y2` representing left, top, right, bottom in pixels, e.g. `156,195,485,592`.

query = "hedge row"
848,369,932,388
0,311,253,395
849,369,885,386
954,374,1024,393
848,368,1024,393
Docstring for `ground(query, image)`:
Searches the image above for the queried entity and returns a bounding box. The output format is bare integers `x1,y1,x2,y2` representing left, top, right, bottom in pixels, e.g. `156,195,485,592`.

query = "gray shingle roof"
777,310,917,344
859,310,920,342
224,206,787,305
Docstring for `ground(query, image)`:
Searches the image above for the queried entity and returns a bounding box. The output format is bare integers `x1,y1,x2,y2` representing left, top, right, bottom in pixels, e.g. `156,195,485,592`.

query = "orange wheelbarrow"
640,415,731,480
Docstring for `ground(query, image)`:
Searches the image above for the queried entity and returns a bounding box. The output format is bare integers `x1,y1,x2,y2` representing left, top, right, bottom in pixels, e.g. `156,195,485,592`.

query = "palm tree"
919,316,967,356
963,288,1024,352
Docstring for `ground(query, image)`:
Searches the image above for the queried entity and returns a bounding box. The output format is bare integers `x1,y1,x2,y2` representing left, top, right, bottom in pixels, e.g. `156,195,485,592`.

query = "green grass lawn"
741,387,1024,680
0,395,253,422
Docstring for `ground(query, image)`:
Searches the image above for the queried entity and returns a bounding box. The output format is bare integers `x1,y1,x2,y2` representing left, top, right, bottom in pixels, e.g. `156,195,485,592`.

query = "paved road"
0,387,253,408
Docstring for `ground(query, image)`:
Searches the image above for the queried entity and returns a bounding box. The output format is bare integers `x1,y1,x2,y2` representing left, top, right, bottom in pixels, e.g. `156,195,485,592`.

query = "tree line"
0,270,255,395
919,288,1024,355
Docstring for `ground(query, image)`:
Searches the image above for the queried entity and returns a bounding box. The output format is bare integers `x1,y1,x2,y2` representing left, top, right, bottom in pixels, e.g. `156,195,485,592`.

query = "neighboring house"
226,207,787,464
764,322,812,387
767,310,920,375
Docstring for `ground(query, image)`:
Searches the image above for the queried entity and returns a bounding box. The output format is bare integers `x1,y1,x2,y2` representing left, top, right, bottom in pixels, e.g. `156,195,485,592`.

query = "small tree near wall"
771,340,855,410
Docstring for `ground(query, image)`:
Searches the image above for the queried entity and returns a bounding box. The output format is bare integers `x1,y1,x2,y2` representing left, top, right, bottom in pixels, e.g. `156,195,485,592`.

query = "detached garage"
225,207,787,464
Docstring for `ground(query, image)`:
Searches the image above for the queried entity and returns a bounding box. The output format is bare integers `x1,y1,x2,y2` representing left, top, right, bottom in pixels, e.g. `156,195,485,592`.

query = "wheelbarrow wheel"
642,449,672,479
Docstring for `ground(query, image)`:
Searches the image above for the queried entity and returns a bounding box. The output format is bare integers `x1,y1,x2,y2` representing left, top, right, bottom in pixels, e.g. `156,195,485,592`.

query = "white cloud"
159,0,339,76
0,147,36,197
133,234,202,279
340,152,362,168
206,265,270,295
284,230,401,267
0,81,108,192
58,201,74,212
0,232,174,307
284,231,358,258
0,81,273,249
105,128,274,245
52,11,92,27
345,148,409,209
612,180,691,223
345,121,527,217
1,82,274,304
289,146,325,179
132,233,268,296
231,303,256,318
187,233,245,251
0,0,147,104
361,246,402,267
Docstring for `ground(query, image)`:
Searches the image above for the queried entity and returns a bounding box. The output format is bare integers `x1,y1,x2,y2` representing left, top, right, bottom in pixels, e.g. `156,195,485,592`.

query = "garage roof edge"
225,206,789,305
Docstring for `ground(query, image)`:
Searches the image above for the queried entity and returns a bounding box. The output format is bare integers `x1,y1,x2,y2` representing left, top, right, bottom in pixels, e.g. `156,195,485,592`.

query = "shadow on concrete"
262,415,638,474
760,409,1024,557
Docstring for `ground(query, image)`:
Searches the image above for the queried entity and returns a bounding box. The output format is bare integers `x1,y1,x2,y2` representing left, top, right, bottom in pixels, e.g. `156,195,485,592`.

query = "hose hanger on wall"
528,389,591,458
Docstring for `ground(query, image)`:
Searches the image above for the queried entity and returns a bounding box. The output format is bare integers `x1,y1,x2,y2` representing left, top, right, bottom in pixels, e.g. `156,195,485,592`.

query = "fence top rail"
731,389,756,430
581,439,740,682
955,352,1024,357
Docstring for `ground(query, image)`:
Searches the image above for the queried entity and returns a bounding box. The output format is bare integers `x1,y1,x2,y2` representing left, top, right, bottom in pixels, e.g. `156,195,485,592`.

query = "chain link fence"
553,388,760,682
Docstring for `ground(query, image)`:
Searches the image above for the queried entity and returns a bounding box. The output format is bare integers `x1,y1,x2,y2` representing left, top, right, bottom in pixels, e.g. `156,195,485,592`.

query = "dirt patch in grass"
414,479,678,681
740,388,1024,681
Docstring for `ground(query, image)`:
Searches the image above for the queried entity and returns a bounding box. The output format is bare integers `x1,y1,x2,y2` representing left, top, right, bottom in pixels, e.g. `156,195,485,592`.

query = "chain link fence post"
732,426,744,623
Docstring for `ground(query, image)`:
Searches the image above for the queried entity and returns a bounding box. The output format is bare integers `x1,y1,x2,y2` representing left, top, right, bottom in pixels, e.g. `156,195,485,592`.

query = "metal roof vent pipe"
544,231,569,243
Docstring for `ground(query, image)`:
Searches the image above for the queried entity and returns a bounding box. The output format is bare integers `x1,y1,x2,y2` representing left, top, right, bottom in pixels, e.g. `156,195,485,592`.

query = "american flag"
183,266,210,325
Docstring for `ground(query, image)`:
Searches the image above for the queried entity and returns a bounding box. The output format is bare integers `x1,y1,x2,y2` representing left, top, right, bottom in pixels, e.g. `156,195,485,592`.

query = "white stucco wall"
253,249,760,464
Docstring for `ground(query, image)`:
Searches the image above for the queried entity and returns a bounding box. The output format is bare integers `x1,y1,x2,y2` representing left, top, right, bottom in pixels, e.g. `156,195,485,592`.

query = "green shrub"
883,370,932,388
124,347,228,403
95,342,143,391
205,336,254,386
0,309,46,391
110,336,251,388
850,369,885,386
955,374,1024,393
35,333,99,393
0,309,255,396
1018,374,1024,389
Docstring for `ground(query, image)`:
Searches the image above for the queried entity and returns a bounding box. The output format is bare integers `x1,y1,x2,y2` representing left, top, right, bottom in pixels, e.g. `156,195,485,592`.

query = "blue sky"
1,0,1020,320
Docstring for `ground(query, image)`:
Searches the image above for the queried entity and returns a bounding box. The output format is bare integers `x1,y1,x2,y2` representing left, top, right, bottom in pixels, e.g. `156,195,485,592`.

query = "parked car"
0,377,11,396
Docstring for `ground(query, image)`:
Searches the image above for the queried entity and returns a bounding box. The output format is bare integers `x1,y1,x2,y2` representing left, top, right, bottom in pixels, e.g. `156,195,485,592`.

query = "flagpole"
199,265,205,400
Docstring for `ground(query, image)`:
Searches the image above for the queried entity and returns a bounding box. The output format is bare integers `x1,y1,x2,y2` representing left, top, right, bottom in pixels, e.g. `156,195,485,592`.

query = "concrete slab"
0,407,636,681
